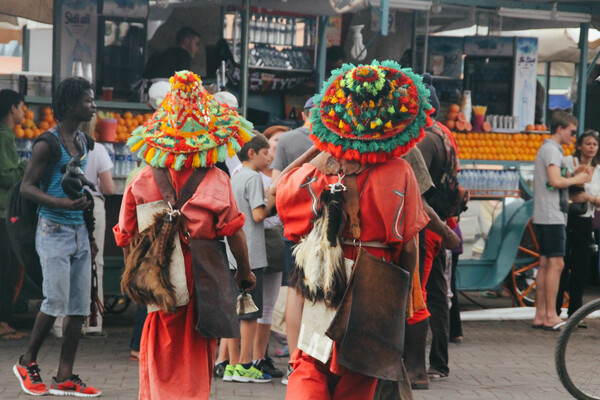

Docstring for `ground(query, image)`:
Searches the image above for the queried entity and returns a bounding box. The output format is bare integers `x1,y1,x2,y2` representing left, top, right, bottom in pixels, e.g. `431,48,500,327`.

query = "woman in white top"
557,129,600,318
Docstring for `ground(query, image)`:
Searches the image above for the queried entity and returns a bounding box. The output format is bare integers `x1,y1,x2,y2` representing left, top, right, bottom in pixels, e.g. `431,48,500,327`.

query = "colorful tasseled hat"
310,60,434,164
127,70,253,170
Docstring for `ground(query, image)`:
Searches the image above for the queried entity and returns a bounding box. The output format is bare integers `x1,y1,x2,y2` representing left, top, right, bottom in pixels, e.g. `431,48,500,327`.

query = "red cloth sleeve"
113,177,141,247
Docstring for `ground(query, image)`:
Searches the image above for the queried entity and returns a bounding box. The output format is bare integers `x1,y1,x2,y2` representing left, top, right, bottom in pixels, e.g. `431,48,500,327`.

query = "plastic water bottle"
115,145,126,176
103,143,115,174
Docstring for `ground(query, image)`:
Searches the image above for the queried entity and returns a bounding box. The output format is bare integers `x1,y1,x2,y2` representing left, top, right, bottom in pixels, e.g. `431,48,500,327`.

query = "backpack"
426,123,469,220
5,130,95,274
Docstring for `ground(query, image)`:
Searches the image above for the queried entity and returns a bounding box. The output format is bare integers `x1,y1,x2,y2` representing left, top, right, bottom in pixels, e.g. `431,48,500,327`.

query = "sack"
426,123,468,219
121,168,207,312
190,238,240,338
326,247,410,381
568,201,588,217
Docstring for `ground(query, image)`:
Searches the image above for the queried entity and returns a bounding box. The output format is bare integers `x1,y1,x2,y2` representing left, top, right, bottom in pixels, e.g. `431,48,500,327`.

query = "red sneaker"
50,375,101,397
13,358,48,396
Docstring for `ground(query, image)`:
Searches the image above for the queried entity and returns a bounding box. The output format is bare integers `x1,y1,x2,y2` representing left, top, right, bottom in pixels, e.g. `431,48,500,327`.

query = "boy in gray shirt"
224,133,275,383
532,111,587,331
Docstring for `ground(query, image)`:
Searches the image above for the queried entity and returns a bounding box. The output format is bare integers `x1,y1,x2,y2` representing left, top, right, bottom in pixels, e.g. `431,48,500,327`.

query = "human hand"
310,152,341,175
58,196,91,210
234,270,256,292
442,226,461,250
573,171,590,185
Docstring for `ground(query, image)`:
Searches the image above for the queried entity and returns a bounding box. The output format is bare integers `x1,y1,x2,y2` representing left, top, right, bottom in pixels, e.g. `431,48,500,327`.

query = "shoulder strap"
33,130,62,165
151,167,209,209
344,174,361,240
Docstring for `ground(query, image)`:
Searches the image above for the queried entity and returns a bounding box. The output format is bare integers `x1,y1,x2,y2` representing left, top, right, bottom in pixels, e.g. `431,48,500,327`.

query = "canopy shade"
0,0,52,24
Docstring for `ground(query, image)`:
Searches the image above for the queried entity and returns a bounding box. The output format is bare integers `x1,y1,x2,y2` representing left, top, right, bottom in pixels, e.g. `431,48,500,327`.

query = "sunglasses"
571,129,577,136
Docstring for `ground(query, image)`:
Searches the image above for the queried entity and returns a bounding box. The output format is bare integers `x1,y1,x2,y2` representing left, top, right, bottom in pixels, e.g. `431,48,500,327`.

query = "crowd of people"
1,37,599,400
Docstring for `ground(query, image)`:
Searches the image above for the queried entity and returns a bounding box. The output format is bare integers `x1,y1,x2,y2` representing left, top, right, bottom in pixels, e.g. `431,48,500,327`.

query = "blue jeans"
36,217,91,317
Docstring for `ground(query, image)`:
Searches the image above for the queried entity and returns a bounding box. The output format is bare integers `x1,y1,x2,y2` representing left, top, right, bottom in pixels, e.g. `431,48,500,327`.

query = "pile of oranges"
455,131,576,161
13,106,55,139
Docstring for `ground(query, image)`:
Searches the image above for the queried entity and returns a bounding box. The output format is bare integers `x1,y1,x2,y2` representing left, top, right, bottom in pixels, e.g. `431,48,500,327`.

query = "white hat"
148,80,171,110
212,91,239,110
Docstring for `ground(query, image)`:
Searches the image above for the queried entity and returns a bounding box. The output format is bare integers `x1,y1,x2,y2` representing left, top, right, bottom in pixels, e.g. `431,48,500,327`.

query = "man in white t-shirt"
82,143,114,336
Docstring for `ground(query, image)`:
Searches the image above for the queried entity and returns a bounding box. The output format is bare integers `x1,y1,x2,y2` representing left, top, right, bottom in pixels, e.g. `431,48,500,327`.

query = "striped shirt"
38,130,88,225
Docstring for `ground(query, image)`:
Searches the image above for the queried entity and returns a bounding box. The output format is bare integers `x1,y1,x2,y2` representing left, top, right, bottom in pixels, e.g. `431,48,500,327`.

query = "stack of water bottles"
458,169,520,197
104,142,137,177
16,139,32,163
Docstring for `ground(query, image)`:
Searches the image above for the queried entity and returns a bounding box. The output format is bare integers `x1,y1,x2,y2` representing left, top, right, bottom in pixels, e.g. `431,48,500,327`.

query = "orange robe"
113,166,245,400
277,158,429,400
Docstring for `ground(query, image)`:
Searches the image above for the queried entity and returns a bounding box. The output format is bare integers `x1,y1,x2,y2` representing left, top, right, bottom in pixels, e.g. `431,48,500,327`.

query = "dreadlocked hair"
52,77,92,121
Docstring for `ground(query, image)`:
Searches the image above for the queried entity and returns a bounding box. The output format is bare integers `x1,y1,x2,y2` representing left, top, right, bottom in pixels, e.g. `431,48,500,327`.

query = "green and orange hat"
128,70,253,170
310,60,434,164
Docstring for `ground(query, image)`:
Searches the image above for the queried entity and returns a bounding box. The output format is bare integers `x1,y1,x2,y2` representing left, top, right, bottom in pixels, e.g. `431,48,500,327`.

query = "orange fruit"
24,128,34,139
14,126,24,138
123,111,133,119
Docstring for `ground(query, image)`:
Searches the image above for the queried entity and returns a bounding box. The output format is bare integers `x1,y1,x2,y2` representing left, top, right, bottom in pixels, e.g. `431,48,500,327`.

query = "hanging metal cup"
236,290,259,315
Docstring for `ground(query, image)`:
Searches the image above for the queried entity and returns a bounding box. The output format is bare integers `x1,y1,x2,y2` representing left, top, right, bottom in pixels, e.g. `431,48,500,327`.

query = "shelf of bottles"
458,168,521,199
16,140,138,180
224,11,316,72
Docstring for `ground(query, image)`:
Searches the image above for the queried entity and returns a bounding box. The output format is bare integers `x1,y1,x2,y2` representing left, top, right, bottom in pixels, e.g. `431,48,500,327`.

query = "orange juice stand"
452,128,575,308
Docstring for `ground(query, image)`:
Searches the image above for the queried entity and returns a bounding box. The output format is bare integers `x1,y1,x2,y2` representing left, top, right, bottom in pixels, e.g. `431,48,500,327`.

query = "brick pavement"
0,302,576,399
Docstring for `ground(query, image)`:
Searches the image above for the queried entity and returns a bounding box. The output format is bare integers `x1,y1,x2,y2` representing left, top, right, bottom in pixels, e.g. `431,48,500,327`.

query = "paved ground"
0,290,592,399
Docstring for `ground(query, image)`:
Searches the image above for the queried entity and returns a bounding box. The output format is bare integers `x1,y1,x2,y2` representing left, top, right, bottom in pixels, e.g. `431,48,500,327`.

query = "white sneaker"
281,365,293,385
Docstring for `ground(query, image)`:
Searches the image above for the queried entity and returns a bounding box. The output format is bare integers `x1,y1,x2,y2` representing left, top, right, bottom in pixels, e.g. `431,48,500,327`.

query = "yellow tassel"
193,153,200,168
400,105,408,112
329,109,336,117
385,120,392,129
336,89,344,98
130,139,144,152
227,141,235,157
369,100,375,108
331,97,338,104
212,148,218,164
239,129,252,143
348,108,353,117
145,147,156,163
339,120,345,129
370,121,377,129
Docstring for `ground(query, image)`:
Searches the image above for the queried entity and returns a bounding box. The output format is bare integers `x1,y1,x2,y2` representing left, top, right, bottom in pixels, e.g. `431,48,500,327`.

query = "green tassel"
158,152,168,168
151,149,162,166
136,143,149,160
174,155,186,171
335,104,344,113
217,144,226,161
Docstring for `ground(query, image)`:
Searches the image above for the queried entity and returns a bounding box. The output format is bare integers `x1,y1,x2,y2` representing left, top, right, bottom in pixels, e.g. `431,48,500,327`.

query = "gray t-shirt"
231,166,268,269
533,139,568,225
271,126,312,171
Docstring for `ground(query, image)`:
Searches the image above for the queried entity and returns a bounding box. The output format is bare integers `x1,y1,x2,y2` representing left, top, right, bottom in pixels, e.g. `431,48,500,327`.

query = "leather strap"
344,174,361,240
151,167,209,209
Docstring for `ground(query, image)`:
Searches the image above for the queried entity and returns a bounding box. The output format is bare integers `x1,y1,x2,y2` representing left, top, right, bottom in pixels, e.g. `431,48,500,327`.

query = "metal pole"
576,23,589,133
239,0,250,118
52,0,62,97
422,9,430,73
380,0,389,36
316,15,329,92
545,61,551,127
410,12,417,70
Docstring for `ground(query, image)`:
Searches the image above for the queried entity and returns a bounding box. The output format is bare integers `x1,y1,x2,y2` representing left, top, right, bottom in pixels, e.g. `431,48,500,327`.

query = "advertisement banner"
102,0,148,18
59,0,97,83
512,37,538,129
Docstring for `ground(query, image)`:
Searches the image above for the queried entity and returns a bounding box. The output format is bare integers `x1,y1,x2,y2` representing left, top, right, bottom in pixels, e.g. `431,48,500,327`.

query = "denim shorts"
533,223,566,258
36,217,91,317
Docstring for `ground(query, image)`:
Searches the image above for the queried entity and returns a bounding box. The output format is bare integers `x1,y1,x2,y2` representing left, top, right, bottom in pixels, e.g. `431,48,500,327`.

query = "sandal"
427,370,448,380
542,321,566,332
129,351,140,361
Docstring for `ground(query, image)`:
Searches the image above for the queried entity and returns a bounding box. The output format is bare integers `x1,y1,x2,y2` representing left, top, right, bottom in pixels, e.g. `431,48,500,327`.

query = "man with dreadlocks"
275,60,431,399
15,77,101,397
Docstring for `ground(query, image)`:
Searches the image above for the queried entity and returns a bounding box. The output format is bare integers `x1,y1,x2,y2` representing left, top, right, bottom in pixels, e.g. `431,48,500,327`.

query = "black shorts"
282,238,296,287
533,224,566,257
230,267,264,320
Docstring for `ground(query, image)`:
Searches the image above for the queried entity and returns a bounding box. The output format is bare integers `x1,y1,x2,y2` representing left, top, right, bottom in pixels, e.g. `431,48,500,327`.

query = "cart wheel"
104,296,131,314
505,218,569,308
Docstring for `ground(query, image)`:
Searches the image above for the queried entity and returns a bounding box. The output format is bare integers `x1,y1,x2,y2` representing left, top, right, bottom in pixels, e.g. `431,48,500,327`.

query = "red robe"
277,158,429,400
113,166,245,400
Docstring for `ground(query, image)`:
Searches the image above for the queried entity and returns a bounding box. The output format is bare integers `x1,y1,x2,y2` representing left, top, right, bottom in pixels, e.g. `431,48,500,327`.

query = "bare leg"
216,339,229,364
21,311,56,365
533,256,548,326
544,256,565,326
253,323,272,360
56,315,84,381
239,319,257,364
225,338,240,366
285,288,304,354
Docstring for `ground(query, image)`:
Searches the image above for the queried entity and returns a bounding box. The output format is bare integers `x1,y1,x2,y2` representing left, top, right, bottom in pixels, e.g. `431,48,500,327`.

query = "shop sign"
102,0,149,18
226,61,313,92
59,0,98,82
